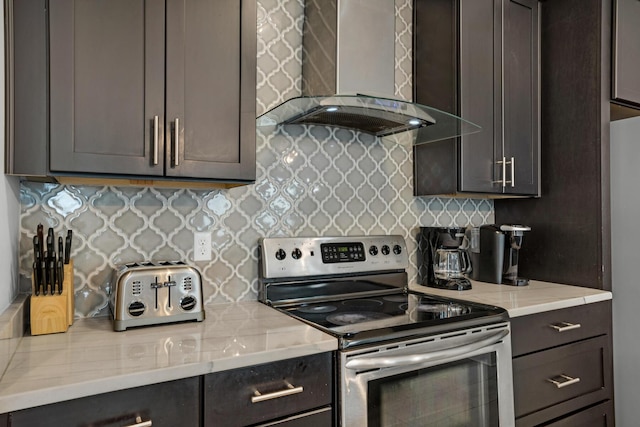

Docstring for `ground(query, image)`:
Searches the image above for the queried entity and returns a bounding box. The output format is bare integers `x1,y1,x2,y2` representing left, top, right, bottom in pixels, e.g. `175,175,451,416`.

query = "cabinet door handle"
152,116,159,165
495,157,515,188
549,322,581,332
547,374,581,389
251,382,304,403
123,416,152,427
510,156,515,187
173,118,180,167
494,157,508,187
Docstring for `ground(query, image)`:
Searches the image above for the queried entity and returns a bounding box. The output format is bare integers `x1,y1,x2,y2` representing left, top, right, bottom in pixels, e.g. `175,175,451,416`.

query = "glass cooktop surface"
277,287,507,349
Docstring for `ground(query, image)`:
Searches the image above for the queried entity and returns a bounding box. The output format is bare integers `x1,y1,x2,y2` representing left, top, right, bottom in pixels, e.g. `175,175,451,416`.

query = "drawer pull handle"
547,374,581,389
251,382,304,403
549,322,581,332
123,416,152,427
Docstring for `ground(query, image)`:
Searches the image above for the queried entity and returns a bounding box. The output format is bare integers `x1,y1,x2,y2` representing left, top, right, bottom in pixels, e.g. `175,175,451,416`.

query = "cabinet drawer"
544,400,613,427
9,377,201,427
257,407,333,426
511,301,610,356
204,352,333,427
513,335,611,423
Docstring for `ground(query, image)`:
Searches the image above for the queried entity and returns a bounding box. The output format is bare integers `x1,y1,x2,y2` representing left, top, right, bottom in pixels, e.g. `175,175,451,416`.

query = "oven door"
340,323,514,427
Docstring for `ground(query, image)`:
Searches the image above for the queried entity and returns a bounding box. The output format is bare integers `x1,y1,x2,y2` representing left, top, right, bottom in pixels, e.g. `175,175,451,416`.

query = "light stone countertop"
0,301,337,414
0,280,613,414
410,279,612,317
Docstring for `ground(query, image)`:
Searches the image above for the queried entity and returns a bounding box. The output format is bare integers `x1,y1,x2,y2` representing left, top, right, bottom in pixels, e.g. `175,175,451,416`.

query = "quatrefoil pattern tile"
18,0,494,317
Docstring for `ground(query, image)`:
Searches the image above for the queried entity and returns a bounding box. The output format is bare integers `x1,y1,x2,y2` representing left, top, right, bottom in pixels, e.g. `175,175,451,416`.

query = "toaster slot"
151,277,162,310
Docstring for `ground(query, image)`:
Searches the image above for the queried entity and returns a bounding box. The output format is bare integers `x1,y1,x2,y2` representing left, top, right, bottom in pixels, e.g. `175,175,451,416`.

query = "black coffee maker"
418,227,472,291
469,224,531,286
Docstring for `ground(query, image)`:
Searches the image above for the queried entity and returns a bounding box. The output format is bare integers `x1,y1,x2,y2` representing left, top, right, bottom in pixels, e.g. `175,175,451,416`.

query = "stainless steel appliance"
258,235,514,426
109,261,205,331
470,225,531,286
418,226,472,290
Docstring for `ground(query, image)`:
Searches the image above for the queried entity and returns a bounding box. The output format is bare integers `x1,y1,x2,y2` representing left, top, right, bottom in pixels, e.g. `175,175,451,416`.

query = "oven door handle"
344,329,509,370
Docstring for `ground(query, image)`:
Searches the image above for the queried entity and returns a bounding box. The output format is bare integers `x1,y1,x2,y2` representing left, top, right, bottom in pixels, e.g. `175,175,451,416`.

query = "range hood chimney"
256,0,480,145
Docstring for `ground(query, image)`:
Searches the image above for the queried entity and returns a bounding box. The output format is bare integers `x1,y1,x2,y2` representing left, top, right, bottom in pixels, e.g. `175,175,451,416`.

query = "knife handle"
48,260,55,295
32,262,40,296
57,259,64,295
37,224,44,259
41,260,47,295
64,230,72,264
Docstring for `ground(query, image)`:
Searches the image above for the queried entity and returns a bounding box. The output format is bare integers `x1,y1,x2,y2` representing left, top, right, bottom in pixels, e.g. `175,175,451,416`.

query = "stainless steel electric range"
258,235,515,427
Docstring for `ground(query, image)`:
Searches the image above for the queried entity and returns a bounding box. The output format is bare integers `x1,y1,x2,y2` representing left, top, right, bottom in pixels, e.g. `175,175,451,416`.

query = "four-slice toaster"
109,261,205,331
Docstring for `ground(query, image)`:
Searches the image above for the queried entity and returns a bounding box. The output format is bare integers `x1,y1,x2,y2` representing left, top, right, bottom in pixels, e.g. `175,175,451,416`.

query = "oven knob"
381,245,390,255
369,245,378,256
275,249,286,260
292,248,302,259
128,301,145,317
393,244,402,255
180,296,197,311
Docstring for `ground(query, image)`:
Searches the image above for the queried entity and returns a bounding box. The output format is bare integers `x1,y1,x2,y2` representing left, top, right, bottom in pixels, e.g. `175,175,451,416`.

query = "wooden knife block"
30,259,75,335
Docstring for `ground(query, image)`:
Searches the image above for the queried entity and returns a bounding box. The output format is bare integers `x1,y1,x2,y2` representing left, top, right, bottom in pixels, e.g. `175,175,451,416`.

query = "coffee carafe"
418,227,472,291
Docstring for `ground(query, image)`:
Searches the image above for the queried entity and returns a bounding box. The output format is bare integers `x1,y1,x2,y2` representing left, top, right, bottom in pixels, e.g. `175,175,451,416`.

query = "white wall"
610,115,640,426
0,4,22,313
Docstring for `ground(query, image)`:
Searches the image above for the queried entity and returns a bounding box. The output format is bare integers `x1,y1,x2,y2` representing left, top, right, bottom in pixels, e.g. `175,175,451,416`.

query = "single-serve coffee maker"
469,224,531,286
418,227,472,291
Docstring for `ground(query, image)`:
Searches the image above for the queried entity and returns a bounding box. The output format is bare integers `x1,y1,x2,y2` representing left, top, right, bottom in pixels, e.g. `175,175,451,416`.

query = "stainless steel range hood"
256,0,480,145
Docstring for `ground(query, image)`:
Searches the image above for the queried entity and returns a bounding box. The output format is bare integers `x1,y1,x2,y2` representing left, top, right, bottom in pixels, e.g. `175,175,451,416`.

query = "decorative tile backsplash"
18,0,494,317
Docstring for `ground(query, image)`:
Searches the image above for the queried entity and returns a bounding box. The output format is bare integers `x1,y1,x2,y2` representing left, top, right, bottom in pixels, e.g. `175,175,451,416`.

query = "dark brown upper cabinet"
612,0,640,110
495,0,612,291
413,0,540,197
6,0,256,186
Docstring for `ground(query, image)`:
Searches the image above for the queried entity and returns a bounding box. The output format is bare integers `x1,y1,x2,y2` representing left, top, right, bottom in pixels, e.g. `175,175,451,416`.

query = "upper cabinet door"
165,0,256,181
612,0,640,107
413,0,539,197
49,0,166,176
502,0,539,195
457,0,500,194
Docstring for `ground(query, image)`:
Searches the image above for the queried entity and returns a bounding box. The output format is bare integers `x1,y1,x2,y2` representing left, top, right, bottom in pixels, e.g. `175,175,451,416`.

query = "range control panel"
259,236,408,279
320,242,366,263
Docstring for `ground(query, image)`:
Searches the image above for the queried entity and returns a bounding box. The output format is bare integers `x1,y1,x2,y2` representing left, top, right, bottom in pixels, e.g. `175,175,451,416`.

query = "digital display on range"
321,242,365,263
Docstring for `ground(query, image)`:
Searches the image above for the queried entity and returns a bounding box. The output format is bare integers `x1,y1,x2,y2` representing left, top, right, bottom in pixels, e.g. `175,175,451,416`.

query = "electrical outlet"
193,232,211,261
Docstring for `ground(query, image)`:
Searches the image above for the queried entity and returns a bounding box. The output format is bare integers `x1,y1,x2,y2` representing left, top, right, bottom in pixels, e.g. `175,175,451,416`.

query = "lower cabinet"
511,301,614,426
3,353,335,426
7,377,201,427
204,352,333,426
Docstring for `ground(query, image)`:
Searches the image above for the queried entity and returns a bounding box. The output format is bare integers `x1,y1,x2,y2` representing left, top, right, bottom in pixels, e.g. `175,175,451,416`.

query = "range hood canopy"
256,0,480,145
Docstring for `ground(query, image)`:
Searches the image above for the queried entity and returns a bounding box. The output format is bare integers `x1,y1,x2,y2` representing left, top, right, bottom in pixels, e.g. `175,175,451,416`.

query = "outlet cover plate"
194,232,211,261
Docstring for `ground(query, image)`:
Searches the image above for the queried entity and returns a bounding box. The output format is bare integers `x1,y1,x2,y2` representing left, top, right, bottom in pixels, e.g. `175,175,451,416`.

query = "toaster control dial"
128,301,146,317
181,295,197,311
